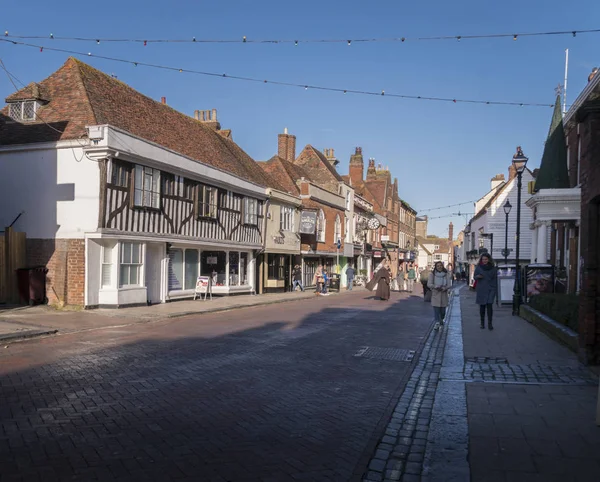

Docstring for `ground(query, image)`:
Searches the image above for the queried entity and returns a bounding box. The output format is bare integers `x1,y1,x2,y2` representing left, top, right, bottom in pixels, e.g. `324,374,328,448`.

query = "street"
0,291,431,481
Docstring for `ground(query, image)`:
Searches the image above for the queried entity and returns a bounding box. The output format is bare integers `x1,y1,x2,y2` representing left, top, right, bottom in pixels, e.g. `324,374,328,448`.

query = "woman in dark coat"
474,254,498,330
366,259,391,301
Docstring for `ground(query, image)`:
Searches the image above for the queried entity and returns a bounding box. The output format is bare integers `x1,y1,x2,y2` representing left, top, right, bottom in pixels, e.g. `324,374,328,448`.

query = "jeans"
293,280,304,291
407,279,414,292
433,306,447,323
347,277,354,290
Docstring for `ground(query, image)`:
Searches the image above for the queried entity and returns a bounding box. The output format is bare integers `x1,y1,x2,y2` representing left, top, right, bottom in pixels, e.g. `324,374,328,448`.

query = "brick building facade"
563,68,600,363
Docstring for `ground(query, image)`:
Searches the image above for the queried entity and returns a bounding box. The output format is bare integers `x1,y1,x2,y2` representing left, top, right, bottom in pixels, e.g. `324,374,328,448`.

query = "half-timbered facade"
0,58,272,307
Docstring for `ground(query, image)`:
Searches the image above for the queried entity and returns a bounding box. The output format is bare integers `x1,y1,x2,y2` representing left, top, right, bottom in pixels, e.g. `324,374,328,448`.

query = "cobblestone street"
0,291,431,481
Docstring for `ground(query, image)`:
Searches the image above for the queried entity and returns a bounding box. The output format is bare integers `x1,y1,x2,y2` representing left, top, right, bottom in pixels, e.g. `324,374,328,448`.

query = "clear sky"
1,0,598,237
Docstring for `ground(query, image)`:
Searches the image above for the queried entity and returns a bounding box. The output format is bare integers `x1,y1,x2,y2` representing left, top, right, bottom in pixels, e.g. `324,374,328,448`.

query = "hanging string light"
0,38,556,108
3,27,599,45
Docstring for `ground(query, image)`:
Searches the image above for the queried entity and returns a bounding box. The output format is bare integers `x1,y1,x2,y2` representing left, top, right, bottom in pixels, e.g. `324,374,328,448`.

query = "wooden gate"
0,227,27,304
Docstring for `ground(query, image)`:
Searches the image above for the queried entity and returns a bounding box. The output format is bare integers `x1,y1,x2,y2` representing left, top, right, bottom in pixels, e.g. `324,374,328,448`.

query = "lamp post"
501,200,512,267
511,146,528,316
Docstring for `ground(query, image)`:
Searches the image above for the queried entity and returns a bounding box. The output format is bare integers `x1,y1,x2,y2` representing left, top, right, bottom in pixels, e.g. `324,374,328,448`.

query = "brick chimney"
194,109,221,130
323,148,339,168
278,128,297,163
448,222,454,242
491,173,505,190
508,164,517,181
366,158,377,180
349,147,364,186
161,97,166,104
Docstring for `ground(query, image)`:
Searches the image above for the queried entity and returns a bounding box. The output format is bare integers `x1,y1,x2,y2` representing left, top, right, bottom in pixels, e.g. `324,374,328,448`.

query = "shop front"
85,234,257,308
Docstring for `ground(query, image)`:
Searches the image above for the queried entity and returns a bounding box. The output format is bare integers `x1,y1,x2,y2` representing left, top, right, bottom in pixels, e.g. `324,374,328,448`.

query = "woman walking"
428,261,451,326
366,258,391,301
474,254,498,330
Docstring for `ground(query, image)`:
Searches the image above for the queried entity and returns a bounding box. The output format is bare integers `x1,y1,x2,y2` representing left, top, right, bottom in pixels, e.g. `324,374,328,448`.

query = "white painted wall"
0,143,100,238
471,170,535,264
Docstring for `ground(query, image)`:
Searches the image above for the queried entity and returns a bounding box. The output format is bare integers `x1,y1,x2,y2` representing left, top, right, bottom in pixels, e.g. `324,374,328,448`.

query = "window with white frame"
434,244,440,251
101,245,113,287
334,215,341,245
8,101,37,122
119,242,143,287
199,184,218,218
134,165,161,209
280,205,294,231
434,254,442,261
243,197,259,225
317,210,326,242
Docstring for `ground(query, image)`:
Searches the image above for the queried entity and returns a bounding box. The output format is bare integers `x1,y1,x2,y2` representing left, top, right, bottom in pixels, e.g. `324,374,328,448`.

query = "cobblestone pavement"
363,285,600,482
0,291,431,481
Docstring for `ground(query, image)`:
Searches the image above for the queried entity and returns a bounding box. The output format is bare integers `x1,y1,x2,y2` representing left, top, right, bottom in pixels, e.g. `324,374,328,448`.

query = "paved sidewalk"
0,288,363,341
460,289,600,482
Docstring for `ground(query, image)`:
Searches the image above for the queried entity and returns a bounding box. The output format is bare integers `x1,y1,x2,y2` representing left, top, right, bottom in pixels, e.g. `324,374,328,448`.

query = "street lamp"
501,200,512,267
511,146,528,316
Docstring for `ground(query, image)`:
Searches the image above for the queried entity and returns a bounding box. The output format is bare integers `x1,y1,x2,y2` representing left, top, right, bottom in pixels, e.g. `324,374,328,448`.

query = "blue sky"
1,0,598,237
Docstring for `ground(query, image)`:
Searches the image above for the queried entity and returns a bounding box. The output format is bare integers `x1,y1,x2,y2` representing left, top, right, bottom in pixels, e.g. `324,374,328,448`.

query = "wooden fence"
0,227,27,305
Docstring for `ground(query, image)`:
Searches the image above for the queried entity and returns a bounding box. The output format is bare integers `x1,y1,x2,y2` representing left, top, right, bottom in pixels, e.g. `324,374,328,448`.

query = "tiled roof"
1,57,271,187
259,156,310,195
294,145,344,194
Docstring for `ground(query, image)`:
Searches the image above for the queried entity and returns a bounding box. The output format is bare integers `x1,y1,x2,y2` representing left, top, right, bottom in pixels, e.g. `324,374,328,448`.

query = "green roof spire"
534,94,570,191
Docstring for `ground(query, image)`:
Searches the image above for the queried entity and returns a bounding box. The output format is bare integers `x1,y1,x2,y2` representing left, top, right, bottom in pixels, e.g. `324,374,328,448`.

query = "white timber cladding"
470,170,535,263
0,142,100,239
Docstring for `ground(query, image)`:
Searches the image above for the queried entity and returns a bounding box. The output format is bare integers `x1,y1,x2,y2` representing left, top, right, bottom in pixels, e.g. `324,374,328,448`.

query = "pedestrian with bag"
474,254,498,330
366,258,391,301
420,267,430,300
428,261,451,327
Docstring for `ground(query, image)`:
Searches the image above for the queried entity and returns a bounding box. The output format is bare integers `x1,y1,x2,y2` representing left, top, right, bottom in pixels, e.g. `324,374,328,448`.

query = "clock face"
367,217,380,230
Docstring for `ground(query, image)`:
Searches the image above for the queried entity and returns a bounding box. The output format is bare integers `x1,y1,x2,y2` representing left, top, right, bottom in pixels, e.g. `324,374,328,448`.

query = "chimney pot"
161,97,166,104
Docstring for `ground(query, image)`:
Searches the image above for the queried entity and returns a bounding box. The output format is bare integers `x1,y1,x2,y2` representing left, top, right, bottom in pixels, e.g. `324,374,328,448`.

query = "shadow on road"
0,293,432,481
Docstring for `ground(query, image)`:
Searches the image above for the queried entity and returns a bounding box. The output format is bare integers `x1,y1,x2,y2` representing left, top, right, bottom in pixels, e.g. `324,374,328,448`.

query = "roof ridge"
68,57,98,125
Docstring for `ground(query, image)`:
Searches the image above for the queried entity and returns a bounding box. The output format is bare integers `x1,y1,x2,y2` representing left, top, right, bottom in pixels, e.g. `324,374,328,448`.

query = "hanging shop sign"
299,211,317,234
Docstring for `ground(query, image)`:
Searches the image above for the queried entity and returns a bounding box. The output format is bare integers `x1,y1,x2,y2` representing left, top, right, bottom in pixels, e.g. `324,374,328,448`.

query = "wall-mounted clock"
367,217,381,230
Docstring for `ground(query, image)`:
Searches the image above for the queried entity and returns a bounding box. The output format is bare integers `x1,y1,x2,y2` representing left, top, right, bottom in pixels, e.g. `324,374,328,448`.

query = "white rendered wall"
0,143,100,238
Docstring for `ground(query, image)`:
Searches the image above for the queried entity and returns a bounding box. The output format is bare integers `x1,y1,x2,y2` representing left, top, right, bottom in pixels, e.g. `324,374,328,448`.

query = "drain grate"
465,356,509,364
354,346,415,362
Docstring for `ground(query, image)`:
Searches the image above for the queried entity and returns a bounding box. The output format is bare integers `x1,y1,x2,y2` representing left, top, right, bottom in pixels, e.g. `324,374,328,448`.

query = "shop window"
120,242,142,287
134,165,161,209
240,252,248,285
229,251,240,285
243,197,259,225
268,254,286,280
184,249,199,290
201,251,227,286
168,249,184,290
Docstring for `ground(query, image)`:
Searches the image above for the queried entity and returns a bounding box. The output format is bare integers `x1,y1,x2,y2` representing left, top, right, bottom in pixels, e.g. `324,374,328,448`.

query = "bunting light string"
417,200,476,213
3,27,600,45
0,38,555,108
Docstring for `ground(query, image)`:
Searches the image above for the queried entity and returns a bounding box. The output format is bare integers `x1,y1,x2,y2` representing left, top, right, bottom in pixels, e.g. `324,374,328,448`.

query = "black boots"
488,319,494,330
480,318,485,329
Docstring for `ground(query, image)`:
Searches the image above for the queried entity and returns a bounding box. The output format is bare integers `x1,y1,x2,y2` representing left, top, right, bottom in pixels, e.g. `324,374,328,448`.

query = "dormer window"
8,101,38,122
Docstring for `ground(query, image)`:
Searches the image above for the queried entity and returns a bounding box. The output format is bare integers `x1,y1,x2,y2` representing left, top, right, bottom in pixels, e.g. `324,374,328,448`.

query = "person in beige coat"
428,261,452,326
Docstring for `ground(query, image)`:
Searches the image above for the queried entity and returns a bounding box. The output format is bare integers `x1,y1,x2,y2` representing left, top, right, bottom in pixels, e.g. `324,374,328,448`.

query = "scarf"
481,263,493,271
431,271,448,288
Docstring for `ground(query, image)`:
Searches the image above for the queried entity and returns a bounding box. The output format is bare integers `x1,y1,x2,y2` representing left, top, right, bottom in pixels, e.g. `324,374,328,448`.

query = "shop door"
146,244,163,304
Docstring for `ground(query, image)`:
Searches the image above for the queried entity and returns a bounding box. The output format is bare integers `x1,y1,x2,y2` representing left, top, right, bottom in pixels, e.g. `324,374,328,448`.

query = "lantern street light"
501,199,512,266
511,147,528,316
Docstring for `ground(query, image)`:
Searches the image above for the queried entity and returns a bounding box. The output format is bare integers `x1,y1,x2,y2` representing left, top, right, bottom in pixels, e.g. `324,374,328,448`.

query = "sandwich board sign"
193,276,212,301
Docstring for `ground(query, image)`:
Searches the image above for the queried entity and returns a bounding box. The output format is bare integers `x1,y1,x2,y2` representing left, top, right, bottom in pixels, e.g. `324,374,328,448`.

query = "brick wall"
27,238,85,306
300,200,344,253
576,101,600,364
